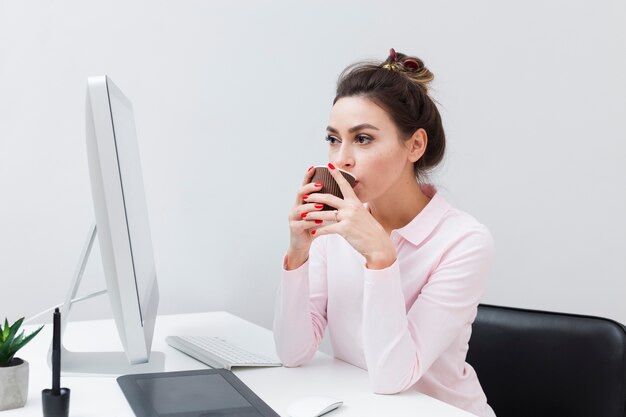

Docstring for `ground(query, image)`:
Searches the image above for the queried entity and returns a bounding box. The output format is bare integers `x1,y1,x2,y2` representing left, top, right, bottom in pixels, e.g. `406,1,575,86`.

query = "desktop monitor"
52,75,164,376
86,74,159,363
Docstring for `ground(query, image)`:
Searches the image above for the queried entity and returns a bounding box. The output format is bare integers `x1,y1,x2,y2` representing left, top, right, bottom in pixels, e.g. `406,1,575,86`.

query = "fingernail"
328,162,336,170
301,213,308,219
314,204,324,209
314,182,323,187
315,220,323,224
311,230,316,235
308,166,314,171
303,194,309,200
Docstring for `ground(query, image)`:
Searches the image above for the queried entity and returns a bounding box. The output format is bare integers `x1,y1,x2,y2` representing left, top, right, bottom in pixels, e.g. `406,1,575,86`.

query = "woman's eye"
325,135,340,145
355,134,372,144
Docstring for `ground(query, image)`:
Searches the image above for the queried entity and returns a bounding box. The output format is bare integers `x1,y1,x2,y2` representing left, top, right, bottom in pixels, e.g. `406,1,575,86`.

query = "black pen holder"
41,388,70,417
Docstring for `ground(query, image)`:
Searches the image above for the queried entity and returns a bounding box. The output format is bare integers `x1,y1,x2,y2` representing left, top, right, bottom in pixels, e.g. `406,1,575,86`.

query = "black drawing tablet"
117,368,280,417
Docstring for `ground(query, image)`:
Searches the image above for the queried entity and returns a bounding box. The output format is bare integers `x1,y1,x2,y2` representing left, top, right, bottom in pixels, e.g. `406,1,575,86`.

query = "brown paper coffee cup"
310,166,357,211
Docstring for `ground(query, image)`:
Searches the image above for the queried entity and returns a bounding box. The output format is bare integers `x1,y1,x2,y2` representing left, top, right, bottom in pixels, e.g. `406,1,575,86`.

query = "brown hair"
333,50,445,179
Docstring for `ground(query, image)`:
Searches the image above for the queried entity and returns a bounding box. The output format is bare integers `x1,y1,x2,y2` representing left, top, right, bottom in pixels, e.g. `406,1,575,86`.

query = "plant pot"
0,358,29,411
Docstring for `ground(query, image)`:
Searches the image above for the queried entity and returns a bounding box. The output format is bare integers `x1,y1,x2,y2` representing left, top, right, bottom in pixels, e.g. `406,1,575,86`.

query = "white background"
1,1,625,333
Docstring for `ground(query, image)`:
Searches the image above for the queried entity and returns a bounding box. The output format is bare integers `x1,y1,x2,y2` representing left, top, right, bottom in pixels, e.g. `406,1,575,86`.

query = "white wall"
1,1,625,332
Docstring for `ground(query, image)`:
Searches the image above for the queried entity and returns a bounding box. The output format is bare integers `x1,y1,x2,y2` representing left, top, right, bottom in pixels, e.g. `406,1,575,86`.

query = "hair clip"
402,58,420,72
389,48,398,62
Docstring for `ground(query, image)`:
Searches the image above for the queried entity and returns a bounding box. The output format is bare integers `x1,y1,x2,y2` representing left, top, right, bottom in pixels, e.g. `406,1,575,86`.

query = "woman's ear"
407,128,427,163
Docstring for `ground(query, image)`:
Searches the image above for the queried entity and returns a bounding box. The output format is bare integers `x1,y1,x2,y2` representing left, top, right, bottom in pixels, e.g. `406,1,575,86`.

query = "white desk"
8,312,475,416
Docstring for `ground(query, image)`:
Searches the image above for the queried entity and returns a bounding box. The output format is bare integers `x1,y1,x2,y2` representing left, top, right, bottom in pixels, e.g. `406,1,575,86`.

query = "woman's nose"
335,143,355,169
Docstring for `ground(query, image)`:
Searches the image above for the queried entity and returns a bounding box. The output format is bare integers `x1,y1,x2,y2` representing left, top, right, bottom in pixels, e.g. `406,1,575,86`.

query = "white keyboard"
166,335,282,370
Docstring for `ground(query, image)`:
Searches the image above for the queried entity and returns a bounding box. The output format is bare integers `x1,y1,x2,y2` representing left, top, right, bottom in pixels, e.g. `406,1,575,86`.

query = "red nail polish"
314,182,323,187
311,230,316,235
301,213,308,219
315,220,323,224
303,194,309,200
314,204,324,209
328,162,336,170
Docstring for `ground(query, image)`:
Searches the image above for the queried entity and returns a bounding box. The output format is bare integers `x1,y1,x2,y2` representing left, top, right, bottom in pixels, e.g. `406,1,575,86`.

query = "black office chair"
467,304,626,417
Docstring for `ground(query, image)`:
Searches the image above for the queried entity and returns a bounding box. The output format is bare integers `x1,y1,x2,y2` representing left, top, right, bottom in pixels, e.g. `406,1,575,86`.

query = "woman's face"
326,96,417,203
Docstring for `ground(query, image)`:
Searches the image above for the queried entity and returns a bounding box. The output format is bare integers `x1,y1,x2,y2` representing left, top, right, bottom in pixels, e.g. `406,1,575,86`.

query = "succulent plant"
0,318,43,366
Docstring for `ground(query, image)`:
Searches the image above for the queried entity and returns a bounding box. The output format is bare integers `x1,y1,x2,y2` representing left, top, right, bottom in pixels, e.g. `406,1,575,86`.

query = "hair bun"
383,49,434,92
400,56,434,92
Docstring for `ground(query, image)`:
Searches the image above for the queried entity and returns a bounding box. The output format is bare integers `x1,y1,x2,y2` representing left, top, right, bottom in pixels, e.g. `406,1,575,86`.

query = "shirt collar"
392,184,451,247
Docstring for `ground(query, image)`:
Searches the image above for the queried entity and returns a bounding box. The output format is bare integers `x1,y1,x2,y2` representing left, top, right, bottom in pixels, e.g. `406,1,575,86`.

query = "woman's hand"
303,163,397,270
286,166,327,270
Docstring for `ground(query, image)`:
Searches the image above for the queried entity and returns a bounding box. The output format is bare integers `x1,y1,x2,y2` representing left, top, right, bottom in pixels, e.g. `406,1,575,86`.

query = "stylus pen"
52,308,61,395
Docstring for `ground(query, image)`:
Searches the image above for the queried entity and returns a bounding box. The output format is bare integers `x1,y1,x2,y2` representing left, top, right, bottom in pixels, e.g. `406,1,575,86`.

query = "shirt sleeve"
362,225,495,394
273,237,329,367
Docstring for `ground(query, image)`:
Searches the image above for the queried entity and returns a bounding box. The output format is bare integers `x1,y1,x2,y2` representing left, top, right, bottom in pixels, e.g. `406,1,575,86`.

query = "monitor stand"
48,223,165,377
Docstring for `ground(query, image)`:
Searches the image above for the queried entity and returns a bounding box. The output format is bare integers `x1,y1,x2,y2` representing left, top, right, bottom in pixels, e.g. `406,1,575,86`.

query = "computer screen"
54,75,164,376
85,75,159,365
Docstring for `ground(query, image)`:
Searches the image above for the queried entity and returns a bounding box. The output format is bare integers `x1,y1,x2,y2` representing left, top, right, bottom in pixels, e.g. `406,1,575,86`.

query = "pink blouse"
273,185,496,417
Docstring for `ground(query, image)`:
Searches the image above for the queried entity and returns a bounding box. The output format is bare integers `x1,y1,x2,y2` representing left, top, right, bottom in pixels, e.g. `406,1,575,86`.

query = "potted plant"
0,318,43,411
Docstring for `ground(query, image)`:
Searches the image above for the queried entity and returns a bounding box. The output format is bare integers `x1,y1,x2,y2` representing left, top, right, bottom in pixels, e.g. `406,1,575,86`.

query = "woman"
273,49,495,417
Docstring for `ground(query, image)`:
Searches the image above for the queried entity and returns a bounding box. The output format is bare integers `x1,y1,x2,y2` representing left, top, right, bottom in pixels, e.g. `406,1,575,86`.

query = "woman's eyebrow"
326,123,380,133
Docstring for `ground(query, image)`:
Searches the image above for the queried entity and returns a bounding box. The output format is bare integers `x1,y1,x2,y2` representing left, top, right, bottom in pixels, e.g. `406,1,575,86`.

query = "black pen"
42,307,70,417
52,307,61,395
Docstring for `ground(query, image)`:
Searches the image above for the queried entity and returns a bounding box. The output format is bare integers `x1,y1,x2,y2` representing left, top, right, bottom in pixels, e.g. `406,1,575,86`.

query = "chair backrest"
467,304,626,417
